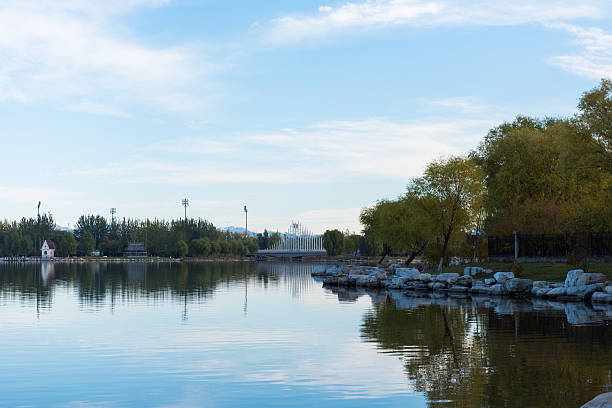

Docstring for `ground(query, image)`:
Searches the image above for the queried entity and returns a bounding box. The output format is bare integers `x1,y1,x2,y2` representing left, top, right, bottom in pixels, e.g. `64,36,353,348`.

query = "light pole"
243,205,248,237
182,198,189,222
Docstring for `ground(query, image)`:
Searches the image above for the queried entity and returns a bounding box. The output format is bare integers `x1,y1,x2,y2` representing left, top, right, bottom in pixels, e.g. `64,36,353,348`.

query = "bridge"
257,222,327,259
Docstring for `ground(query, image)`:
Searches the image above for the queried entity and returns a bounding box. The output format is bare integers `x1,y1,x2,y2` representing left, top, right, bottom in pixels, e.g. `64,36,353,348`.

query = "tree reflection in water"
352,287,612,408
0,261,318,313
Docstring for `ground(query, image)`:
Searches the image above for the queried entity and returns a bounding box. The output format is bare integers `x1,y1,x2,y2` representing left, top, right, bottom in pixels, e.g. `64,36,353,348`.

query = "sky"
1,0,611,234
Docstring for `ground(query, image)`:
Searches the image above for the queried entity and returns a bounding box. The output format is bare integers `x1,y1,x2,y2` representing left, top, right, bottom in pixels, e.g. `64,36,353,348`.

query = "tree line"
0,214,281,258
354,79,612,269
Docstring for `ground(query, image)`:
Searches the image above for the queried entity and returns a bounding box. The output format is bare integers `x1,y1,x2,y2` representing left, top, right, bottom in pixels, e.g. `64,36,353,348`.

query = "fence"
487,233,612,260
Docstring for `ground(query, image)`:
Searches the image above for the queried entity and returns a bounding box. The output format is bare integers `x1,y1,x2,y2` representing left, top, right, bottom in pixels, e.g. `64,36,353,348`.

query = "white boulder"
493,272,514,284
564,269,584,288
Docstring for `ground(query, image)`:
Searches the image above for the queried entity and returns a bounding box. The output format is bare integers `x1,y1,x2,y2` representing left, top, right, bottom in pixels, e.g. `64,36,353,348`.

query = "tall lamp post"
182,198,189,222
243,205,248,237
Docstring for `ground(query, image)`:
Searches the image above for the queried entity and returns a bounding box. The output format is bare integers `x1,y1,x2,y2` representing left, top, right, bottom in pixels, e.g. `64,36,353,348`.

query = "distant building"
124,242,147,258
41,240,55,259
91,250,101,257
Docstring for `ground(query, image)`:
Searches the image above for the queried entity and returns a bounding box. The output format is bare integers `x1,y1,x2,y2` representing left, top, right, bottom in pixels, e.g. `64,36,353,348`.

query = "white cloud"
0,0,213,114
246,117,493,179
550,24,612,79
262,0,604,44
63,102,133,118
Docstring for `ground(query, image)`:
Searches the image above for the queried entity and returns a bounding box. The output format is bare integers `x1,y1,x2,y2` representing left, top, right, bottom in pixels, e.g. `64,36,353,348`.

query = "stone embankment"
312,265,612,304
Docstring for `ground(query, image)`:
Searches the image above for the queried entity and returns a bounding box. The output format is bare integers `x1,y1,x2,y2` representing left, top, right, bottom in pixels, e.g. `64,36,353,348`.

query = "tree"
358,234,382,257
577,78,612,172
52,231,77,257
323,229,344,256
343,232,360,256
175,240,188,257
74,215,108,250
407,156,484,271
77,231,95,256
360,196,433,265
189,238,210,257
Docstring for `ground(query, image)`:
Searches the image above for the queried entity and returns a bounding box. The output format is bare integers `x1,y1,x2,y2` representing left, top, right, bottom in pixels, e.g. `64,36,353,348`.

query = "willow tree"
407,156,484,272
360,197,433,265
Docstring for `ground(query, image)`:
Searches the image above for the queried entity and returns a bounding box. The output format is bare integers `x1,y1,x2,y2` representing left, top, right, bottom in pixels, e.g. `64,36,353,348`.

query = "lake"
0,261,610,407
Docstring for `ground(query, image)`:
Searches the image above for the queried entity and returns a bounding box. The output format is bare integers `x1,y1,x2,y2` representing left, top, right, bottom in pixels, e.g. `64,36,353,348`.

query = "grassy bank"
442,262,612,282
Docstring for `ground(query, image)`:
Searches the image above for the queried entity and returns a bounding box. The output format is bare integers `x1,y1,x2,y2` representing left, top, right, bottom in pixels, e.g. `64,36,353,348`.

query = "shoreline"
313,265,612,305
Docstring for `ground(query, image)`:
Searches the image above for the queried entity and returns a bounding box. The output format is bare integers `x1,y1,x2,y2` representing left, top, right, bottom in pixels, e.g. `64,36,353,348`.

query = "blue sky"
1,0,611,233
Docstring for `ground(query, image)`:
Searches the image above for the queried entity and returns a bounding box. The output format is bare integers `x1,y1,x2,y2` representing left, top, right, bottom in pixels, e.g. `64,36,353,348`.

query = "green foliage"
51,231,77,257
474,111,612,235
175,240,188,257
577,78,612,171
357,234,382,257
408,156,484,270
189,238,211,257
323,229,344,256
77,231,95,256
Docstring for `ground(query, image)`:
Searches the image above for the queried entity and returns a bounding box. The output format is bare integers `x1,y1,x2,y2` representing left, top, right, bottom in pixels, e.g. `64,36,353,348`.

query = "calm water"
0,262,610,407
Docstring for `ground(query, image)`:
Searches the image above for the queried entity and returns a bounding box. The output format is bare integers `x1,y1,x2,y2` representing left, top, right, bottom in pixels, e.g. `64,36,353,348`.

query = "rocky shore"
312,264,612,304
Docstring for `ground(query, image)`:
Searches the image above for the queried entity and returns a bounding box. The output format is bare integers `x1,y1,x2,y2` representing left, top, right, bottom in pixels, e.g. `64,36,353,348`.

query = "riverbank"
0,256,255,263
313,264,612,305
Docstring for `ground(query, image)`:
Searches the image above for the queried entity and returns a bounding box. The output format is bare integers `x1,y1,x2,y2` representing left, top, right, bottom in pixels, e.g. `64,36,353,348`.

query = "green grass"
442,262,612,282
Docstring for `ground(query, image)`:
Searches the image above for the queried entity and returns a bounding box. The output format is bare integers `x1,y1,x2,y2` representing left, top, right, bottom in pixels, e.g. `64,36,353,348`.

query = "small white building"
41,240,55,259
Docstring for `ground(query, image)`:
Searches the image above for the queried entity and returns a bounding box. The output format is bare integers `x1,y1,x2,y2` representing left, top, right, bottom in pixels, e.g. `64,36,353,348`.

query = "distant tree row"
359,79,612,270
0,214,281,258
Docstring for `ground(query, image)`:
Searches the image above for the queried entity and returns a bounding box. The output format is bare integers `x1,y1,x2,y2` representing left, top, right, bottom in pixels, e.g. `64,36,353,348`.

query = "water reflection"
323,286,612,407
1,262,611,407
0,262,320,314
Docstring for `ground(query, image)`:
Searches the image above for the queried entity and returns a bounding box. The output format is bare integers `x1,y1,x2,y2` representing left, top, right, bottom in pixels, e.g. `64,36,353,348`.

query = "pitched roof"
44,239,55,249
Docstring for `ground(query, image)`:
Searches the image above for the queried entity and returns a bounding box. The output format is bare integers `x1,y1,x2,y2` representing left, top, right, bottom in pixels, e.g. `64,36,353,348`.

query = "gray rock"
432,282,447,291
534,288,551,297
370,270,387,280
312,265,327,276
546,286,566,298
484,278,496,286
504,278,533,295
464,266,485,276
448,285,469,293
532,281,551,289
395,268,421,281
576,273,607,287
493,272,514,284
565,283,602,299
435,273,460,284
327,266,346,276
605,285,612,295
565,269,584,288
405,281,429,291
591,292,612,303
337,277,348,286
581,392,612,408
419,273,432,283
455,275,473,287
489,284,506,296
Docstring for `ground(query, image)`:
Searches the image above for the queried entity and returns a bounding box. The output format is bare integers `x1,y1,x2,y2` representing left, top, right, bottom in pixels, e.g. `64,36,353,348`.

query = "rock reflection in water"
322,286,612,408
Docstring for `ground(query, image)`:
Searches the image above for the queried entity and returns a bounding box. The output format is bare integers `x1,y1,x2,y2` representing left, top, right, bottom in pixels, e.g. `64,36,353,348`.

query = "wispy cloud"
69,111,499,186
550,23,612,79
262,0,604,44
0,0,213,115
63,102,133,118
